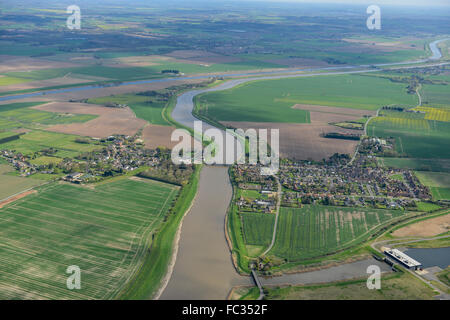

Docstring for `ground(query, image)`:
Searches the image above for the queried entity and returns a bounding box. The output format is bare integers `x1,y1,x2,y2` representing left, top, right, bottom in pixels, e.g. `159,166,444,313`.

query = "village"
231,136,432,214
1,134,162,183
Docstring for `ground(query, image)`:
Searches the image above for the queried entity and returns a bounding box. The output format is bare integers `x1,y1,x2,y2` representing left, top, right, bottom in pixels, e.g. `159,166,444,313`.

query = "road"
261,176,282,257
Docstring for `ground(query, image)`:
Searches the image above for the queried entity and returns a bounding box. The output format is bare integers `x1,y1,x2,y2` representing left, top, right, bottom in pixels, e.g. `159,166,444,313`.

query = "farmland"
368,111,450,160
241,213,275,247
0,164,44,199
88,92,172,127
269,205,406,261
0,102,96,130
0,130,101,159
415,171,450,200
0,178,179,299
196,74,417,124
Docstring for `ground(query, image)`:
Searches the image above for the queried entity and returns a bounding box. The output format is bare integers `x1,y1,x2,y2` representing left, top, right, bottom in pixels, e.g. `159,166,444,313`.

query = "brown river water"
159,166,251,300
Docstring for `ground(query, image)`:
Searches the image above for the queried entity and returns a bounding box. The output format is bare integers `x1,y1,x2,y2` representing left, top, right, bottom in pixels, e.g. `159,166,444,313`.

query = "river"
0,39,447,103
405,247,450,269
159,166,251,300
159,39,449,299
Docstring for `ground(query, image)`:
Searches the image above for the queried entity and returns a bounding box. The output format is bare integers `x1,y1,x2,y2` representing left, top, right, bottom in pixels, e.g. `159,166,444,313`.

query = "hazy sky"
243,0,450,6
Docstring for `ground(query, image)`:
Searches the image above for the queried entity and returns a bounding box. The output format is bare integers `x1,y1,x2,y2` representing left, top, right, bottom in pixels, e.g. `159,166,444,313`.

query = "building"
384,248,422,270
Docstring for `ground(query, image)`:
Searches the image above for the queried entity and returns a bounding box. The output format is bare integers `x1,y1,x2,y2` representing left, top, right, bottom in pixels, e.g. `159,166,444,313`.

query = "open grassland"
270,206,406,262
0,178,179,299
0,164,44,200
262,270,436,300
0,130,101,158
196,75,417,123
415,171,450,201
241,213,275,247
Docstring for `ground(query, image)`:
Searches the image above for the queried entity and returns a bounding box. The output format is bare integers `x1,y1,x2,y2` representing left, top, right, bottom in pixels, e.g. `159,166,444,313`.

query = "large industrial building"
384,248,422,270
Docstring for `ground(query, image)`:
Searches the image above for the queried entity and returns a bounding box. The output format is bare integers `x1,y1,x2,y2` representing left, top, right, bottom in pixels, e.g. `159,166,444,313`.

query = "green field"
415,171,450,200
0,164,45,199
196,74,417,123
270,205,406,261
0,178,179,299
0,130,101,158
369,111,450,160
421,83,450,108
378,157,450,173
88,93,170,126
241,213,275,246
0,102,96,130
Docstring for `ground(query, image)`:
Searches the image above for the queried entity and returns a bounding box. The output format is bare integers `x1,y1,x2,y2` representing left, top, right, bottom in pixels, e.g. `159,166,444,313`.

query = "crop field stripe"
19,196,158,225
0,178,179,299
270,205,405,261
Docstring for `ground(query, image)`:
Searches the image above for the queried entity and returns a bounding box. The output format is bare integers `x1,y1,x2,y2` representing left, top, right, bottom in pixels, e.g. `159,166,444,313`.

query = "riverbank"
117,165,202,300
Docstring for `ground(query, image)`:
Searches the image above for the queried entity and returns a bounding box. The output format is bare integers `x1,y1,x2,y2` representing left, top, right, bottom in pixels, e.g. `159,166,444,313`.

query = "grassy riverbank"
117,165,201,300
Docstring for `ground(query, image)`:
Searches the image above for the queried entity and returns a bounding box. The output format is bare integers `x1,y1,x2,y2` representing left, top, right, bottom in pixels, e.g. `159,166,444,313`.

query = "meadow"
0,178,179,299
196,74,417,123
269,205,406,261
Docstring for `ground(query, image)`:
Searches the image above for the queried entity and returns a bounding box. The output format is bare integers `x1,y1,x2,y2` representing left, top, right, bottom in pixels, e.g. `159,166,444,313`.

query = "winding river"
159,39,449,299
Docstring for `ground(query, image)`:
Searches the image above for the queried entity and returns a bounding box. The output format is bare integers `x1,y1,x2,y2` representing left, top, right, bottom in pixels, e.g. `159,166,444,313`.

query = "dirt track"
0,190,36,209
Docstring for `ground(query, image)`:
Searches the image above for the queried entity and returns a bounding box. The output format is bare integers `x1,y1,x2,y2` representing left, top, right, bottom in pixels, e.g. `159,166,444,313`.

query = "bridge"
251,270,264,300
